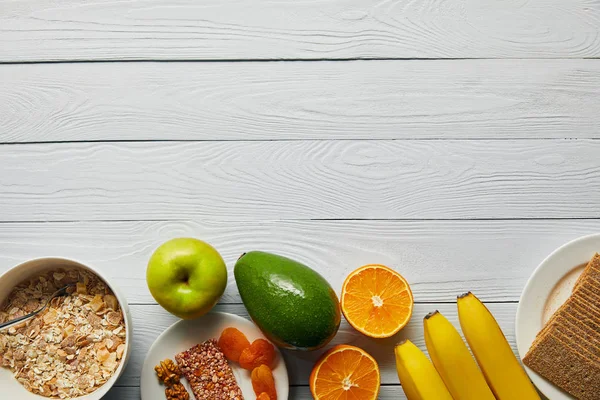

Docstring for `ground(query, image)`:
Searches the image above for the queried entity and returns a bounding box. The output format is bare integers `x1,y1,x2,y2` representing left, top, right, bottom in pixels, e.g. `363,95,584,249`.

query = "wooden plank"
105,385,410,399
114,303,517,387
1,219,599,303
1,0,599,62
1,140,599,221
1,60,600,142
104,386,139,400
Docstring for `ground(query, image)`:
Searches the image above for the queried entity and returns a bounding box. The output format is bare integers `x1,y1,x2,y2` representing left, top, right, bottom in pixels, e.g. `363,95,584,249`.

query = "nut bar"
175,339,243,400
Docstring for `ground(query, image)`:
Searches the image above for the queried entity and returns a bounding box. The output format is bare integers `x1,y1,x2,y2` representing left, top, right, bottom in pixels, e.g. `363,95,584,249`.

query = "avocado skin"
234,251,341,350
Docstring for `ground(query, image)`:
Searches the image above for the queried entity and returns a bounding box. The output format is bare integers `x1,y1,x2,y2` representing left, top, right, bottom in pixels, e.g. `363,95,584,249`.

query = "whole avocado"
234,251,341,350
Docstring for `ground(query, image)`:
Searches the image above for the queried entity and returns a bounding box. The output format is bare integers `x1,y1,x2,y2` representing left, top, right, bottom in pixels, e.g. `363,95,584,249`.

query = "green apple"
146,238,227,319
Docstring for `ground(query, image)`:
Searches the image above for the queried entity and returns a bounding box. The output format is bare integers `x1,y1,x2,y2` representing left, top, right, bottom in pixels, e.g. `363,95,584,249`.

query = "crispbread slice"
574,286,600,308
530,297,578,348
548,332,600,369
551,318,600,359
529,305,568,351
575,253,600,275
578,273,600,292
550,333,600,367
523,333,600,400
556,297,600,348
555,307,600,339
569,296,600,322
574,280,600,301
577,277,600,297
574,253,600,290
576,267,600,289
582,279,600,297
536,311,600,362
569,295,600,321
560,303,600,342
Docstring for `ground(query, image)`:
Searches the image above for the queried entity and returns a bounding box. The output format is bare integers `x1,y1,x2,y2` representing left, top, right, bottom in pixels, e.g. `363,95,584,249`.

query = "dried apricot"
251,365,277,400
218,327,251,362
257,393,271,400
239,338,276,370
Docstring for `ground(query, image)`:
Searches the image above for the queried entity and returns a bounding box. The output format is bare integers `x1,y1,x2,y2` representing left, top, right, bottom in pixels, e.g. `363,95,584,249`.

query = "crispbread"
569,296,600,321
551,318,600,358
576,278,600,298
569,296,600,320
537,312,600,361
555,307,600,339
523,333,600,400
582,279,600,296
577,273,600,292
574,286,600,308
574,253,600,290
560,304,600,340
523,254,600,399
548,331,600,369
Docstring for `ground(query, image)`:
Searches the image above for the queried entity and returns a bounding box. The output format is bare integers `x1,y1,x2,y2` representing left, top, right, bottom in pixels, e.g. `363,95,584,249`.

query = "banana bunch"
395,292,540,400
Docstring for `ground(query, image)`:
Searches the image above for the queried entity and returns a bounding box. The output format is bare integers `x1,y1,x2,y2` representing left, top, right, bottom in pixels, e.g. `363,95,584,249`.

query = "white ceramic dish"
516,233,600,400
0,257,132,399
141,311,289,400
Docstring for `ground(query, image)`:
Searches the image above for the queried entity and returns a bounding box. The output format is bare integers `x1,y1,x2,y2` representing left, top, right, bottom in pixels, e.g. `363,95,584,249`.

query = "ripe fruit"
234,251,341,350
310,344,380,400
146,238,227,319
218,327,250,363
251,365,277,400
341,264,413,338
239,339,276,370
423,310,495,400
394,340,452,400
457,292,540,400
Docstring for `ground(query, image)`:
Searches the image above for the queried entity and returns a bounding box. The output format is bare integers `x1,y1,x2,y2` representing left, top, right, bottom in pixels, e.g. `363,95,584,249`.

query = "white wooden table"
1,1,599,398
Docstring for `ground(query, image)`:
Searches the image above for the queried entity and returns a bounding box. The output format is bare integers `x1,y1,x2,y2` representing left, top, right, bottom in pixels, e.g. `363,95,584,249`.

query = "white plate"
141,312,289,400
516,233,600,400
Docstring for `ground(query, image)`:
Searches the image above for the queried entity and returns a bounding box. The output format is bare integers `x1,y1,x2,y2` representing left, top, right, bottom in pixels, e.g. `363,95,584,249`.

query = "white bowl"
0,257,132,399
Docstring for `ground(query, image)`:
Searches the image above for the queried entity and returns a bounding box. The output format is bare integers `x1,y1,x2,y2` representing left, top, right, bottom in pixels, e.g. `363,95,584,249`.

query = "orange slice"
310,344,380,400
341,264,413,338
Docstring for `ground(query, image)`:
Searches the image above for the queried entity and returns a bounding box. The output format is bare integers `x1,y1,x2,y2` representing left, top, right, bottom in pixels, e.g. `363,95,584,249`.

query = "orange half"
310,344,380,400
341,264,414,338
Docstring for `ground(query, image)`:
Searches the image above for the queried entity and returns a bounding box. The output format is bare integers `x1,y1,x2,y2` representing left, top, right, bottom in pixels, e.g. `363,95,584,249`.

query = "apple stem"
238,253,246,261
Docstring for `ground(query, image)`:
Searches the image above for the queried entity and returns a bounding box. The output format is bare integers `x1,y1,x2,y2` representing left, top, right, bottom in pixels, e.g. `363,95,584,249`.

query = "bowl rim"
0,256,132,400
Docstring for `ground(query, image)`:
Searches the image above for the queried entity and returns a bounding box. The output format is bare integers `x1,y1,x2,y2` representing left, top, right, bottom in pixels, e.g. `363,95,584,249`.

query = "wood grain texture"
115,303,517,387
104,385,411,399
1,60,600,142
1,140,600,221
1,0,599,61
1,219,599,303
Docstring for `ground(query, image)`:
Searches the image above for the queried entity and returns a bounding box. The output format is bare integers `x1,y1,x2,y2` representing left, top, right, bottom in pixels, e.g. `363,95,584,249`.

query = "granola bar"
175,339,243,400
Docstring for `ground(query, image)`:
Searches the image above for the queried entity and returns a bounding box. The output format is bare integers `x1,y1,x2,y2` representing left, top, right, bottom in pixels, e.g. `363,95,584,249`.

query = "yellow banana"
424,310,495,400
394,340,453,400
457,292,540,400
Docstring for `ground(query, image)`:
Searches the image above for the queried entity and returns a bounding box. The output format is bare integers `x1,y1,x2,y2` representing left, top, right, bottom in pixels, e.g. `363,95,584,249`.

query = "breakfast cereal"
0,268,126,398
